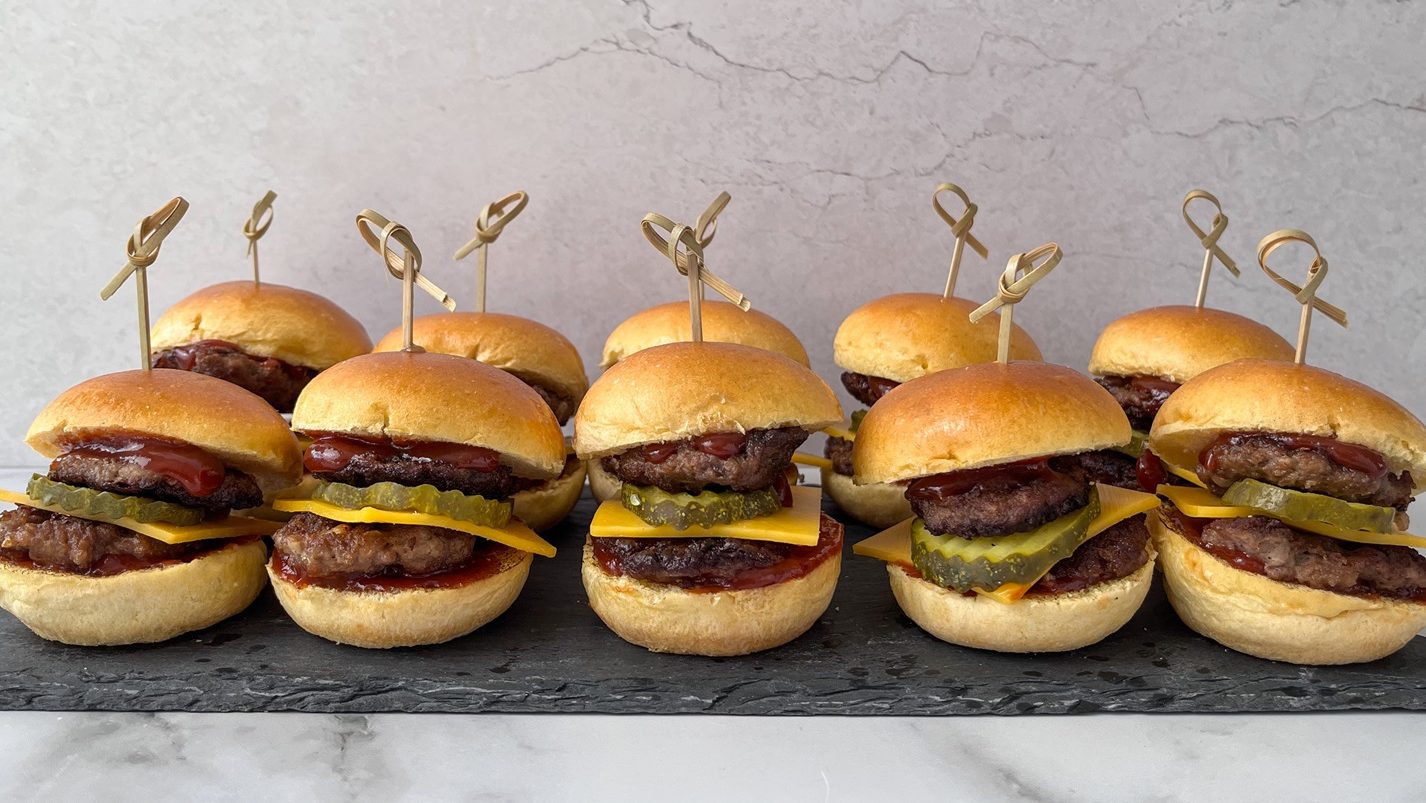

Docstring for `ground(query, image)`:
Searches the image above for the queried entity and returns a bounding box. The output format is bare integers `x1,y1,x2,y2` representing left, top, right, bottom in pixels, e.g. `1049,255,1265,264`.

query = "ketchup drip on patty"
58,435,227,497
303,433,502,474
641,432,749,464
904,457,1058,503
1199,432,1386,480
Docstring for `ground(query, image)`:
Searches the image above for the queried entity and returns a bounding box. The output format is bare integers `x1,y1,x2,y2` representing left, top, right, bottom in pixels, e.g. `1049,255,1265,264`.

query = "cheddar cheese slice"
589,485,823,546
1156,484,1426,549
792,452,833,470
0,487,280,545
823,425,856,441
1163,463,1208,488
272,497,556,557
852,483,1161,602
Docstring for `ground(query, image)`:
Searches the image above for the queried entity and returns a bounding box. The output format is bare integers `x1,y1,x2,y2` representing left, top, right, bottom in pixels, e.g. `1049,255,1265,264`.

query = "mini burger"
1148,359,1426,664
588,299,811,502
1087,305,1293,490
269,350,566,648
0,369,300,645
575,341,844,656
852,362,1161,653
373,312,589,532
150,281,373,412
824,293,1042,529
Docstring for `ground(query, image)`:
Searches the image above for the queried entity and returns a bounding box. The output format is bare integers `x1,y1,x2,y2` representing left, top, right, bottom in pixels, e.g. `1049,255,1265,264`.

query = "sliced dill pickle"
1115,429,1148,458
909,490,1101,593
311,480,512,528
850,408,868,432
24,474,205,525
1222,478,1397,534
620,484,782,530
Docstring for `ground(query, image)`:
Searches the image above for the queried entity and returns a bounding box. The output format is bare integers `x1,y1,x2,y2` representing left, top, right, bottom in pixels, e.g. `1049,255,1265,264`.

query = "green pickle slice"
910,490,1102,593
849,409,868,433
1114,429,1148,459
1222,478,1397,534
25,474,205,525
620,484,782,530
311,480,512,528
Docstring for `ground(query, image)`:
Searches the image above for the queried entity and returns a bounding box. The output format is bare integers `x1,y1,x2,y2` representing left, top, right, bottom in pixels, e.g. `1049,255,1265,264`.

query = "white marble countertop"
2,467,1424,800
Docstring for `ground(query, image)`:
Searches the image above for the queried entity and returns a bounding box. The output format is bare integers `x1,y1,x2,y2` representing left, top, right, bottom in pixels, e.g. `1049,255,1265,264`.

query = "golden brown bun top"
26,368,301,490
854,361,1131,484
1150,359,1426,486
149,281,373,370
1088,305,1293,383
291,351,566,478
834,293,1042,383
574,341,842,458
600,300,809,368
373,312,588,404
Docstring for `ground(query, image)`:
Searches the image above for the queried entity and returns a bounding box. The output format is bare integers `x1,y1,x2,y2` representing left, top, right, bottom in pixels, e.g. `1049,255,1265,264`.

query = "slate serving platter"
1,495,1424,715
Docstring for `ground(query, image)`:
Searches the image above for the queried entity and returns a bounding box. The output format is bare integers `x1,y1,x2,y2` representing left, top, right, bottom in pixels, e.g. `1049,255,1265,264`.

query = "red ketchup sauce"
640,432,749,464
1199,432,1387,479
904,458,1056,503
592,516,842,593
864,375,901,403
59,435,227,497
272,542,523,592
304,434,502,474
1136,450,1168,493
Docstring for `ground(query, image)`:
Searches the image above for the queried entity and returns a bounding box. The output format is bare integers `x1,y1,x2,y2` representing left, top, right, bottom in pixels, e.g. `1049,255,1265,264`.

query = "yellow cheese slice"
823,425,856,441
793,452,833,470
1163,462,1208,488
852,483,1161,601
272,497,556,557
589,486,823,546
1156,485,1426,549
0,488,280,545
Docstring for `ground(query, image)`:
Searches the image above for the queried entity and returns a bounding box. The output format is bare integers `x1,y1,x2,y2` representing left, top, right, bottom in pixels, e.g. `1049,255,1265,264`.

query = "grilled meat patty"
152,340,315,413
47,453,263,512
601,427,807,494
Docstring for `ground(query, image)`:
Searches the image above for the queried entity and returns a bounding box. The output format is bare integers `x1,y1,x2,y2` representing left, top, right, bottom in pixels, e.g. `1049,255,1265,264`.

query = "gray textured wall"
3,1,1424,465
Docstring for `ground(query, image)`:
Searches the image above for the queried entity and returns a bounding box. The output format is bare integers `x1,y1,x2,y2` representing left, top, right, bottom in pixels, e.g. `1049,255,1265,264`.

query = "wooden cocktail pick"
100,197,190,371
1256,229,1348,364
243,190,277,286
1182,189,1239,308
932,183,990,299
640,194,749,342
357,209,456,352
968,243,1063,363
454,190,529,313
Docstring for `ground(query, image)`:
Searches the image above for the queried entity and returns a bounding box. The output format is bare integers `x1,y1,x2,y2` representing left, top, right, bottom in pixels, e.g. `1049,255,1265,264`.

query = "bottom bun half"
0,539,267,646
887,557,1154,653
268,551,532,649
586,460,620,502
513,461,588,533
581,540,840,656
820,468,912,530
1151,510,1426,665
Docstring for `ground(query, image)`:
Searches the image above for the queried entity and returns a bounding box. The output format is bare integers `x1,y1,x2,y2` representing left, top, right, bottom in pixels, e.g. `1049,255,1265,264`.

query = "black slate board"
2,495,1424,714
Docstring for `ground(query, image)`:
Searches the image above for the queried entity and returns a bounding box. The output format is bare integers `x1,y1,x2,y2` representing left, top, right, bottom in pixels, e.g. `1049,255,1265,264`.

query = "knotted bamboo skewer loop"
243,190,277,286
969,243,1063,364
453,190,529,313
1182,189,1239,308
932,183,989,299
357,209,456,352
641,209,750,342
1256,229,1347,365
100,197,190,371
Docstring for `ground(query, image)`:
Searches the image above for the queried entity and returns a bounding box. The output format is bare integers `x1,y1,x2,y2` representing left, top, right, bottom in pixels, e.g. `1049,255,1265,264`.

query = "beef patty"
47,452,263,512
1096,374,1180,432
590,512,842,589
1198,433,1413,510
907,456,1092,538
1027,515,1151,596
825,435,854,476
1072,449,1139,490
516,375,576,426
152,340,316,413
841,372,899,408
1179,511,1426,600
0,506,209,575
272,512,479,578
314,453,533,499
601,427,808,494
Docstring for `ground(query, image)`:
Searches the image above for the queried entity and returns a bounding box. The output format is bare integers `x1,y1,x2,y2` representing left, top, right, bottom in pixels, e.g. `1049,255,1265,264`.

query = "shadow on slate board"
1,495,1424,714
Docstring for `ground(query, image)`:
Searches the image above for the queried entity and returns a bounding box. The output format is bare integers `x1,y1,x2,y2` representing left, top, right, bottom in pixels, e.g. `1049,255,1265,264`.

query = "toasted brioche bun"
1150,359,1426,487
854,361,1131,485
575,342,842,459
1151,509,1426,664
1089,305,1293,383
601,301,809,368
150,281,372,370
512,460,587,533
834,293,1041,382
268,551,532,649
0,539,266,646
820,468,911,529
887,557,1153,653
581,540,839,656
586,459,621,502
26,369,301,492
374,312,588,406
292,351,565,479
